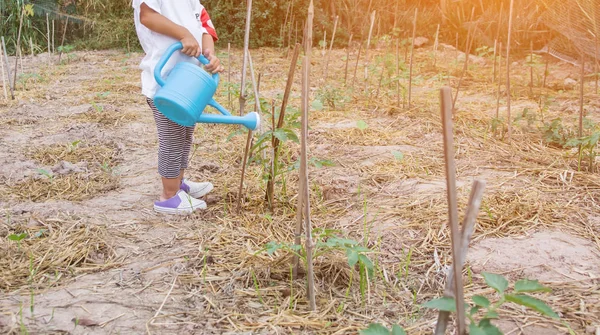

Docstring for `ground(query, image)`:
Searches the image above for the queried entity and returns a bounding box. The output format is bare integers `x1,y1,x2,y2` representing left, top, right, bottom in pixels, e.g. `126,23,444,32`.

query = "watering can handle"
154,42,220,87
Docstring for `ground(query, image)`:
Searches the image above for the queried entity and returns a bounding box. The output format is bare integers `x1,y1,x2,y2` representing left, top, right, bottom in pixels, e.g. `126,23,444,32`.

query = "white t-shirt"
132,0,214,99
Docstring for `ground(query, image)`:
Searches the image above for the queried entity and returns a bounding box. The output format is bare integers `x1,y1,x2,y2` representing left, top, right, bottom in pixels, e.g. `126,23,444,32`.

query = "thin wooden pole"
247,50,264,161
393,0,399,32
351,44,362,92
1,37,14,100
506,0,515,139
57,17,69,64
343,34,353,85
434,180,486,335
493,39,498,84
46,13,50,56
440,86,467,335
408,8,417,109
51,19,55,54
239,0,253,116
0,41,7,100
237,129,253,213
364,11,376,80
529,40,534,96
495,42,503,123
453,10,476,110
579,55,585,138
281,1,292,50
433,24,440,68
228,42,232,109
396,38,401,109
595,34,598,95
29,37,34,57
323,15,338,81
13,5,24,88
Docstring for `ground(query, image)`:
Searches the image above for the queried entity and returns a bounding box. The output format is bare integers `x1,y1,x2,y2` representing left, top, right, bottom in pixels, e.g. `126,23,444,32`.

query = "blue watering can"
153,42,260,131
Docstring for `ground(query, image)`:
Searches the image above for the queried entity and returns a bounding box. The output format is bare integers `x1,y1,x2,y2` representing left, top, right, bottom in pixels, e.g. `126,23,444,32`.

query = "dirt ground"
0,40,599,335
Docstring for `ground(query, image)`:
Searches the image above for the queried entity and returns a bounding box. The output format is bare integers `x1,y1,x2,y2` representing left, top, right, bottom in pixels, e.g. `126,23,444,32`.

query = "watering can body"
153,42,259,131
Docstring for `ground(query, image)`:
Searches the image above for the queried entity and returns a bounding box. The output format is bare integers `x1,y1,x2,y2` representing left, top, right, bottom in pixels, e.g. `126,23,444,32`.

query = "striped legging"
147,98,196,179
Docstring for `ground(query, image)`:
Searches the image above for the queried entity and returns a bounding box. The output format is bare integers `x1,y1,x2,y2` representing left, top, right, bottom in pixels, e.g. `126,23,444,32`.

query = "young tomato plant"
423,272,559,335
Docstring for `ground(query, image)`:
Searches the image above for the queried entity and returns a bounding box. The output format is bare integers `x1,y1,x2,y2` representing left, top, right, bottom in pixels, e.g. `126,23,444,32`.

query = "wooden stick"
453,10,476,110
322,30,326,57
52,19,55,54
580,55,585,138
351,43,362,92
266,100,276,209
408,8,417,109
343,34,353,85
542,57,548,89
364,11,376,80
455,32,459,61
506,0,514,140
529,40,534,96
239,0,253,116
396,38,401,109
237,129,253,213
29,37,34,57
0,41,7,100
323,15,338,81
13,5,24,88
493,39,498,84
495,42,503,122
393,0,399,32
595,33,598,95
440,86,467,335
46,13,50,57
434,180,486,335
247,50,265,161
433,24,440,68
281,1,292,50
1,37,14,100
228,42,232,109
57,17,69,64
495,2,504,50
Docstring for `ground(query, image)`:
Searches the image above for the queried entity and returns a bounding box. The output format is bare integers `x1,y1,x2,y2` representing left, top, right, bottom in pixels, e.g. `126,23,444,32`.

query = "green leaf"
482,272,509,294
505,294,559,319
479,319,503,335
347,249,359,267
472,295,491,307
422,297,457,312
359,323,390,335
484,310,499,319
391,324,406,335
272,128,289,142
514,279,551,293
470,306,481,316
265,242,283,255
469,324,487,335
357,120,368,131
311,99,324,111
8,233,27,241
358,254,374,278
391,151,404,161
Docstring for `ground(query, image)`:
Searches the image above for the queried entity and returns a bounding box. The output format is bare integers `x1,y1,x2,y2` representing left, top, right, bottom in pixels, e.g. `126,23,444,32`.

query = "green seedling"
8,233,27,249
357,120,368,131
391,151,404,161
360,323,406,335
423,272,559,335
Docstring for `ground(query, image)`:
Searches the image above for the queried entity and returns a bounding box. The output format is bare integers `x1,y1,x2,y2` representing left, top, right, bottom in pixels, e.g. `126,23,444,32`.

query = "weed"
423,272,559,334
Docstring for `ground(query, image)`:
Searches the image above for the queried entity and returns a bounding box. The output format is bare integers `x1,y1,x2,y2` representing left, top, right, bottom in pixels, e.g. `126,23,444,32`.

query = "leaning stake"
440,86,467,335
239,0,253,116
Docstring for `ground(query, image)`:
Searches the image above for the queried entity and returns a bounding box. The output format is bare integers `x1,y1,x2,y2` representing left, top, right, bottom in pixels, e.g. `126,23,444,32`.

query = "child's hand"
181,32,201,58
203,49,224,74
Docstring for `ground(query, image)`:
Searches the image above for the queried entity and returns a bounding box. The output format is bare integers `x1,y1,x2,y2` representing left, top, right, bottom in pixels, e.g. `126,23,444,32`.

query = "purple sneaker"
154,190,207,214
180,178,213,198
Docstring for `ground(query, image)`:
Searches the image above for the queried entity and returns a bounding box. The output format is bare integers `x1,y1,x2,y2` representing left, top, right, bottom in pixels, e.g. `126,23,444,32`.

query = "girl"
132,0,223,214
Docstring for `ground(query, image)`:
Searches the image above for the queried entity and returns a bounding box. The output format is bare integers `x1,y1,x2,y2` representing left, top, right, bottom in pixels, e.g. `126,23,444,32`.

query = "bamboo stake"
351,44,362,92
13,5,25,89
29,37,34,57
266,100,276,209
0,41,7,100
529,40,534,96
237,129,253,213
51,19,55,54
595,34,598,95
57,17,69,64
408,8,417,109
453,10,476,110
281,1,292,50
17,42,23,76
1,37,14,100
433,24,440,68
228,42,232,109
440,86,467,335
239,0,253,116
322,30,326,57
493,39,498,84
434,180,486,335
364,11,376,80
288,15,294,56
46,13,50,57
495,2,504,49
396,38,400,109
268,44,301,207
506,0,514,140
343,34,353,85
579,55,585,138
247,50,264,161
323,15,338,81
495,42,503,123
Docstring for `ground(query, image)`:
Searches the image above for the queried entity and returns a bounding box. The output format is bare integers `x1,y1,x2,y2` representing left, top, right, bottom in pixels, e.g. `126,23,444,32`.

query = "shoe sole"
154,203,207,214
188,183,214,198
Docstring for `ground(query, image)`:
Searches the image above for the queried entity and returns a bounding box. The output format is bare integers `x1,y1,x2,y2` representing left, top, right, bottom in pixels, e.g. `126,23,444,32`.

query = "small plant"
357,120,368,131
360,323,406,335
541,118,576,148
565,128,600,171
423,272,559,335
315,85,349,110
8,233,28,249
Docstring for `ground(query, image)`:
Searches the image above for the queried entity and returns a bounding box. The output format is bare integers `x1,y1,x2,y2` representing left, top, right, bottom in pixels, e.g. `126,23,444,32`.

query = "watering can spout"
197,111,260,131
